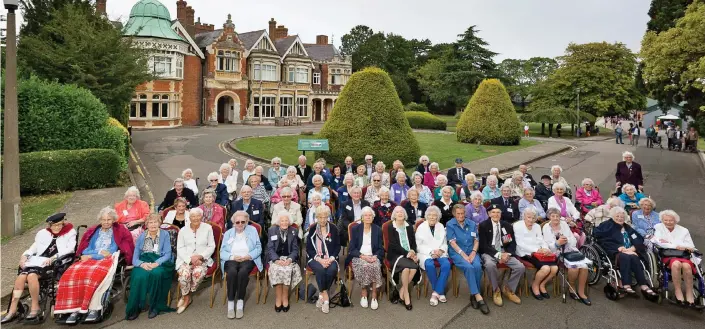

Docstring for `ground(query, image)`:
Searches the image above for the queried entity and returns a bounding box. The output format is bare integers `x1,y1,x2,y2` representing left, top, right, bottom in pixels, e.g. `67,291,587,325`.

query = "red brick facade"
182,54,202,125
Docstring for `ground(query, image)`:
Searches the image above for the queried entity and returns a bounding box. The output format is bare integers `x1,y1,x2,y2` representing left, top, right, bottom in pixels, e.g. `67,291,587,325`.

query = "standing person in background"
295,155,312,183
615,124,624,144
631,124,641,146
556,124,562,138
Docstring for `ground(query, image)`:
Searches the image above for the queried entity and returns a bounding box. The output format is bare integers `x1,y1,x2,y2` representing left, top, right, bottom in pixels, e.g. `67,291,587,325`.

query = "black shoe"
478,300,490,315
569,292,579,300
84,310,100,322
127,311,139,321
470,295,479,309
532,292,543,301
1,312,19,324
65,312,79,324
148,310,159,319
275,305,282,313
541,292,551,299
579,297,592,306
404,302,413,311
282,305,290,312
24,309,41,321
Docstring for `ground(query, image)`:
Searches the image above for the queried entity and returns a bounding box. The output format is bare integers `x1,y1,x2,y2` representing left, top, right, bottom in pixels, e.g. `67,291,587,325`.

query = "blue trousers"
617,253,647,286
309,260,338,292
424,258,451,295
616,134,623,144
451,254,483,295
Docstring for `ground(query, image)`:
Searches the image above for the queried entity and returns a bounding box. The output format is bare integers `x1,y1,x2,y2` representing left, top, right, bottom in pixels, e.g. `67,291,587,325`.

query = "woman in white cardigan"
415,206,450,306
547,181,584,247
651,210,698,307
175,208,216,314
218,163,239,199
543,208,591,305
2,213,77,323
513,207,557,301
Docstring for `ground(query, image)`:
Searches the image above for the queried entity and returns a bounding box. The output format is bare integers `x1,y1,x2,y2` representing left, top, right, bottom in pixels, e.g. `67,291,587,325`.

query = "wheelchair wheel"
644,251,659,290
604,284,619,301
580,244,602,285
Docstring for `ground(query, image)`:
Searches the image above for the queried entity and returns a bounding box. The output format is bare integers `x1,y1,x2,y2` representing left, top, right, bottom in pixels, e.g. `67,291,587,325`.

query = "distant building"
113,0,352,128
642,98,691,130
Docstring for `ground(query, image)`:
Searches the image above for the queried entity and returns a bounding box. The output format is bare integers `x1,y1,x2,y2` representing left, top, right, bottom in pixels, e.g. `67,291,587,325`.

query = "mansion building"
112,0,352,128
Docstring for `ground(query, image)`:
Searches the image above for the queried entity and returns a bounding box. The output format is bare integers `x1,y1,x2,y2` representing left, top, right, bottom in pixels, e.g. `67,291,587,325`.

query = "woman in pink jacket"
575,178,603,214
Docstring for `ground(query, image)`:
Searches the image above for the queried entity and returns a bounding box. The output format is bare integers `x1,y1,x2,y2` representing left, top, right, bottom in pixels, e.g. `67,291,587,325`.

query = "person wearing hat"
478,204,525,307
2,213,77,324
534,175,554,210
490,185,520,223
446,158,471,189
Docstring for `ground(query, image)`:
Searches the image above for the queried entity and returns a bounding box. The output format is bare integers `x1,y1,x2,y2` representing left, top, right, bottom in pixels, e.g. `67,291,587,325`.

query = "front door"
217,96,232,123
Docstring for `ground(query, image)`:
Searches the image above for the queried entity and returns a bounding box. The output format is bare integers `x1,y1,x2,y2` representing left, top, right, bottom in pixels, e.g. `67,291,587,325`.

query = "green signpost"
298,139,329,156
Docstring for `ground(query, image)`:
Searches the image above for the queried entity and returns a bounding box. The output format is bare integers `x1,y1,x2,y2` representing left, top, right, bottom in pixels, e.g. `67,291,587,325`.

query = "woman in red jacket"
114,186,150,243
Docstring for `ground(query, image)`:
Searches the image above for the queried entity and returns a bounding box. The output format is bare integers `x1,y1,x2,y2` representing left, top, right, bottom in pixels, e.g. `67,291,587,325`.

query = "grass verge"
1,192,73,244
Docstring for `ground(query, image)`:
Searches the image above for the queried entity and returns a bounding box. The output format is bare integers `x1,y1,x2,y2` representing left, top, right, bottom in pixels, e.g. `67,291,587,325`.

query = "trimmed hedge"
405,102,429,112
19,149,122,194
405,111,447,130
456,79,522,145
318,67,421,165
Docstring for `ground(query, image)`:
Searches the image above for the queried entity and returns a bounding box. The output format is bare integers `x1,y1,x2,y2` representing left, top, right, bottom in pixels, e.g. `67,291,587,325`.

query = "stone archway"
215,91,241,124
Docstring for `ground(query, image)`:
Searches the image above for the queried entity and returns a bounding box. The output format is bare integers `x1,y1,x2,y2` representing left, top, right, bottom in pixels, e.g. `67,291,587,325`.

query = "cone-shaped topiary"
456,79,522,145
318,67,421,165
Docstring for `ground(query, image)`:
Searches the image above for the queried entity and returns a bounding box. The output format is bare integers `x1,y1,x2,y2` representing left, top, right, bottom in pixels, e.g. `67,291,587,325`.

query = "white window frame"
262,64,276,81
161,95,170,118
176,56,183,78
153,56,172,77
296,67,308,83
253,96,276,118
313,72,320,84
253,63,261,80
288,67,295,83
130,94,149,119
297,97,308,117
280,96,293,117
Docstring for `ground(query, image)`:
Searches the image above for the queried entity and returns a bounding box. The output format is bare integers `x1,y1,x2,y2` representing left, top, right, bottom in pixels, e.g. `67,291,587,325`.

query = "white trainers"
371,299,378,310
360,296,369,308
321,301,329,314
439,295,447,303
316,295,323,308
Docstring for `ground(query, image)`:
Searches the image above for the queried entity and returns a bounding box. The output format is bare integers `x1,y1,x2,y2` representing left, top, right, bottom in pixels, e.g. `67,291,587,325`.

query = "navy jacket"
478,219,517,257
159,187,199,210
229,198,265,229
615,161,644,188
593,218,645,257
490,196,520,223
345,223,384,267
402,201,428,226
266,226,299,263
306,223,341,263
211,183,230,208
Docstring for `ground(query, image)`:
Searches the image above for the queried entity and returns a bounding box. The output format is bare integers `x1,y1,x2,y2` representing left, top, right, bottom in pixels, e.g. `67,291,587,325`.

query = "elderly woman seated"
271,187,303,235
550,165,572,198
242,159,256,187
307,205,341,314
482,175,501,201
387,206,421,310
182,168,199,195
230,185,265,229
253,166,273,192
278,166,306,200
267,212,302,313
423,162,441,191
464,191,489,225
543,208,591,305
488,168,505,186
506,171,529,198
417,206,452,307
220,211,262,319
126,214,174,320
175,208,216,314
372,186,397,227
575,178,603,214
346,207,384,310
631,198,660,239
458,173,480,202
416,155,430,177
372,161,391,188
54,208,134,324
433,174,459,202
593,206,658,299
268,157,287,187
354,165,370,188
434,186,457,226
307,162,330,191
390,171,411,204
218,163,239,199
514,207,558,301
247,175,271,207
446,205,488,313
365,173,383,203
199,188,225,231
411,171,434,205
228,159,240,182
159,178,199,211
115,186,150,242
205,172,231,207
308,174,331,205
329,165,344,193
519,187,546,221
651,210,699,308
619,183,645,213
547,182,584,246
585,197,626,229
335,173,355,217
1,213,77,324
534,175,554,208
402,189,427,226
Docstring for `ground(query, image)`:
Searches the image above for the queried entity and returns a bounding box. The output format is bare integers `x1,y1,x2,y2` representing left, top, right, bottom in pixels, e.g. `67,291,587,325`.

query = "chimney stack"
276,25,288,39
96,0,107,16
195,17,215,35
316,35,329,45
268,18,277,38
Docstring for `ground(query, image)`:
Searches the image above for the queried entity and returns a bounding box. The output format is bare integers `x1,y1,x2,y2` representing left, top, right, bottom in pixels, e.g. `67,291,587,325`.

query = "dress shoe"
492,290,503,307
65,312,79,324
275,304,282,313
569,292,579,300
148,310,159,319
470,295,479,309
478,300,490,315
1,312,19,324
282,305,290,312
532,291,544,301
541,292,551,299
404,302,413,311
84,310,100,322
503,287,522,304
579,297,592,306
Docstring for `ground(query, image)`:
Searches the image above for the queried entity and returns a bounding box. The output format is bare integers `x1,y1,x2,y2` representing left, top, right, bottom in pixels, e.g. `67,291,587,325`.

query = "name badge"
637,215,644,219
501,227,507,235
122,210,129,216
253,210,260,215
228,238,234,244
271,235,278,241
507,208,513,213
153,243,159,252
385,203,391,208
343,192,348,196
346,205,352,211
260,182,264,186
395,190,401,194
416,210,422,217
473,212,479,217
631,233,637,239
471,232,477,237
335,179,339,183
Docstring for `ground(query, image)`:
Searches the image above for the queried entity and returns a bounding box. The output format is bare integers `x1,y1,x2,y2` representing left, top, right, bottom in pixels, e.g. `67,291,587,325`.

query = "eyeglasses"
373,180,380,182
273,163,280,165
282,195,292,198
234,221,246,225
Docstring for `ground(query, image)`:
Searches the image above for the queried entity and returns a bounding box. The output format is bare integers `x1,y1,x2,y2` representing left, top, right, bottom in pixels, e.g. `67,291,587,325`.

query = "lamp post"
576,87,581,137
2,0,21,237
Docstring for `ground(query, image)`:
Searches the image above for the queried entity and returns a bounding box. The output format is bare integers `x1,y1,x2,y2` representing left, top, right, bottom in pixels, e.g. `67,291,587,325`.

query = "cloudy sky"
7,0,651,61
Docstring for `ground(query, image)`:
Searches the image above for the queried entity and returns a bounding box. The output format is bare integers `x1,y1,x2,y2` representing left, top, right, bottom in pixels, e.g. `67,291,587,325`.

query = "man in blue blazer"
229,186,265,230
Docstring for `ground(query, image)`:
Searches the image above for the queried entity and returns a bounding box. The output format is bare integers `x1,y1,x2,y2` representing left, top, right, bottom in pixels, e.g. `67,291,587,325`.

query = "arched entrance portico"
215,91,241,124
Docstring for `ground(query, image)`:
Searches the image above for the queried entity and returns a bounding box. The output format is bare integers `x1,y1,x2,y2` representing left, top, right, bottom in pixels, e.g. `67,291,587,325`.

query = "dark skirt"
392,257,421,285
17,266,48,277
522,255,558,269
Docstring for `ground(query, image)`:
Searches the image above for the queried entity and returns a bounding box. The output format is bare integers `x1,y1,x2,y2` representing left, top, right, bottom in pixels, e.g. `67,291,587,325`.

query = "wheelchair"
579,231,656,301
650,247,705,311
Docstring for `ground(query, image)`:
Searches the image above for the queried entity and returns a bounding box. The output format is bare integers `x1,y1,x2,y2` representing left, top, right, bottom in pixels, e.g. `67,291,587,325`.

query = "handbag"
659,248,689,259
532,252,557,262
563,251,586,262
329,280,352,307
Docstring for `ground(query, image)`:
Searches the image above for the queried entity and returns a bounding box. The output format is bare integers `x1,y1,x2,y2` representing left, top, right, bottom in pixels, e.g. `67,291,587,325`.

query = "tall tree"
647,0,693,32
19,4,152,125
340,25,373,57
384,33,415,76
20,0,93,35
499,57,558,111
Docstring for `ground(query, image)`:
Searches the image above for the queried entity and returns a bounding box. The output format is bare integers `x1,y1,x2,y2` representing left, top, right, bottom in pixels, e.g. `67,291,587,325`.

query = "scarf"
279,227,287,243
315,223,329,258
395,222,410,251
554,195,567,217
203,204,214,222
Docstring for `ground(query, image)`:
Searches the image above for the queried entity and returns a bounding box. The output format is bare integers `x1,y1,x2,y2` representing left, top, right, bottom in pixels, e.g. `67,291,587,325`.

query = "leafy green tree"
498,57,558,111
340,25,374,57
318,67,420,165
19,0,93,35
384,33,415,76
340,25,388,72
390,74,412,104
647,0,693,32
18,4,152,125
456,79,521,145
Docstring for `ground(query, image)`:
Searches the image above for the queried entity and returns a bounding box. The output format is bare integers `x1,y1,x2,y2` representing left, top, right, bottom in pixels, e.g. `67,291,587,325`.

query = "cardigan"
402,201,428,226
176,223,215,269
482,185,501,201
77,223,134,265
415,221,448,270
159,187,198,210
619,193,645,212
390,183,411,204
266,226,299,264
82,228,118,260
24,224,77,259
546,196,580,220
133,229,172,266
218,174,239,195
433,187,459,202
592,219,645,256
221,225,263,272
386,222,422,285
423,172,440,191
345,223,384,267
306,223,341,263
518,198,546,218
513,221,548,257
542,221,578,254
650,223,695,249
615,161,644,188
198,204,225,231
433,199,457,226
575,187,604,213
631,210,660,237
267,167,287,187
114,200,150,224
464,202,489,225
205,183,230,207
271,202,303,235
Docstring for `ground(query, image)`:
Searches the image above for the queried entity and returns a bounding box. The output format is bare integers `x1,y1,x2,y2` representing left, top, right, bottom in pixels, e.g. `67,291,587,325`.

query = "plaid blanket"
54,255,116,314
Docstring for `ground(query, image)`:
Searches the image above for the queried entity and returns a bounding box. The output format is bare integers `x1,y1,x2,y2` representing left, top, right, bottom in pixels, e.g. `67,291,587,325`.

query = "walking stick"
561,243,567,303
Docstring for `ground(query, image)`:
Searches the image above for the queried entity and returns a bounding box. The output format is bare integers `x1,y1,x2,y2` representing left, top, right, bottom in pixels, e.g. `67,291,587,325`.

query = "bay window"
297,97,308,117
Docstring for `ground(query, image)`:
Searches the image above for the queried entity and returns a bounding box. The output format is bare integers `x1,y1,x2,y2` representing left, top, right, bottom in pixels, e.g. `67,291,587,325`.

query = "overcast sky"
6,0,651,61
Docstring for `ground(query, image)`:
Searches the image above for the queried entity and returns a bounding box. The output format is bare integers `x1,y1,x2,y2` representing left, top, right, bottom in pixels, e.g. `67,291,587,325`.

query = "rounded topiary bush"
318,67,420,165
456,79,522,145
404,102,429,112
405,111,446,130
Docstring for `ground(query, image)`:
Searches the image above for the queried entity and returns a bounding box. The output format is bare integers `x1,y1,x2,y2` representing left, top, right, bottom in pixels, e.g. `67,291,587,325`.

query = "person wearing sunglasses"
415,155,431,179
364,173,383,204
205,172,230,208
220,211,262,319
271,187,303,237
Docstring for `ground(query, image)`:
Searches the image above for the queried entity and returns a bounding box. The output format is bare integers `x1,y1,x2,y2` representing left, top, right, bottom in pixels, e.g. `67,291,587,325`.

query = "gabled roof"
172,20,205,59
195,29,223,48
237,30,266,51
303,44,341,61
274,35,298,57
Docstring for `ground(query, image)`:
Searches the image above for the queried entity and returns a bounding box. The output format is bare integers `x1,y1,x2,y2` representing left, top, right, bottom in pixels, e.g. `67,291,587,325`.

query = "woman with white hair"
390,171,411,204
199,189,226,231
304,193,331,234
268,157,287,187
514,207,557,301
458,173,480,201
433,174,459,202
482,175,501,201
464,191,489,225
372,186,397,226
308,174,331,204
651,210,698,307
433,186,457,226
506,171,528,197
411,171,433,205
365,173,383,203
547,182,583,246
335,173,355,217
631,198,659,239
386,206,421,310
176,207,215,314
218,163,238,199
115,186,151,242
615,151,643,193
584,197,626,228
182,168,199,195
488,168,504,187
306,162,331,191
220,211,262,319
242,160,256,186
550,165,571,198
619,183,645,213
205,172,230,207
267,211,301,313
278,166,306,202
228,159,239,179
374,161,391,188
270,187,303,235
575,178,603,214
417,205,451,307
354,165,370,187
415,155,431,178
346,206,384,310
159,178,199,211
423,162,441,191
518,187,546,220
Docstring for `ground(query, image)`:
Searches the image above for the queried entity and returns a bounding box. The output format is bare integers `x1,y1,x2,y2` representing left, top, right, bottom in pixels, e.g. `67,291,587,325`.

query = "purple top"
464,202,489,225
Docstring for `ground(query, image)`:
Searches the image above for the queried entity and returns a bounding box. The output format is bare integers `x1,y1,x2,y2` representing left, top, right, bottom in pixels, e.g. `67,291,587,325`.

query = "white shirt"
651,223,695,249
513,221,548,257
176,224,216,269
230,232,249,257
542,221,578,253
164,210,190,227
415,221,448,270
524,125,529,131
184,179,198,195
24,228,77,258
219,174,238,195
360,231,373,256
242,170,255,185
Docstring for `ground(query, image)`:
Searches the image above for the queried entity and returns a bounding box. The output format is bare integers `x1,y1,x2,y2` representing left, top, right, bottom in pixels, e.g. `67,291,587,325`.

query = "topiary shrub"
456,79,522,145
18,149,122,194
404,111,447,130
107,117,129,137
404,102,429,112
318,67,421,165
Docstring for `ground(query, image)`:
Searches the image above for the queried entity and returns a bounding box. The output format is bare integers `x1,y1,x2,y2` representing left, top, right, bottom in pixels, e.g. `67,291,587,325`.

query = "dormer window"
217,50,240,72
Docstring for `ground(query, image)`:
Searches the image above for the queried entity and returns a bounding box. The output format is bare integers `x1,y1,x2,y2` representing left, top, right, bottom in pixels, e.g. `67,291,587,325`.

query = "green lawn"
1,192,73,244
699,138,704,151
235,132,538,171
435,114,458,132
